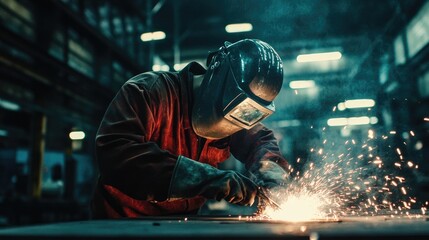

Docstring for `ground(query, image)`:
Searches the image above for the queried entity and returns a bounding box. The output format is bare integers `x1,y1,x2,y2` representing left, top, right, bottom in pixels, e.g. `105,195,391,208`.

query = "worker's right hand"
168,156,258,206
200,169,258,205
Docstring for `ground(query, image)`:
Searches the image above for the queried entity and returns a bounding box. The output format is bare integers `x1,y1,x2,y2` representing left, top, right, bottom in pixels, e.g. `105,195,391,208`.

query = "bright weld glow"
265,192,332,222
344,99,375,109
262,127,425,222
225,23,253,33
140,31,166,42
289,80,315,89
297,51,342,63
69,131,85,140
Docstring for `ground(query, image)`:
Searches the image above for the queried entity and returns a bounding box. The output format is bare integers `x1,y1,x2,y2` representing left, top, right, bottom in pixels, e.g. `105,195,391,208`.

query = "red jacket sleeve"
95,79,177,202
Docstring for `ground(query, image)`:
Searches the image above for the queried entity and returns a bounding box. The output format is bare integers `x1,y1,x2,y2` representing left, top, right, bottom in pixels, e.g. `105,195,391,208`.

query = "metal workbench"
0,215,428,239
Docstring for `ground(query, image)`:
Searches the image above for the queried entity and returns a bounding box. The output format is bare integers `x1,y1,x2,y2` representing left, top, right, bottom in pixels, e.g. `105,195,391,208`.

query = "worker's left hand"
251,160,289,190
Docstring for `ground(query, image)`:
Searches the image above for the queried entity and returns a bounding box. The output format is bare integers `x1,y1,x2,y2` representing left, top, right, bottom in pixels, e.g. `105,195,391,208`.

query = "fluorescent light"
348,116,370,125
225,23,253,33
337,102,346,111
174,62,189,71
297,51,342,63
152,64,170,71
327,118,348,126
289,80,315,89
140,31,166,42
0,98,20,111
69,131,85,140
0,129,7,137
327,116,378,127
152,31,166,40
344,99,375,109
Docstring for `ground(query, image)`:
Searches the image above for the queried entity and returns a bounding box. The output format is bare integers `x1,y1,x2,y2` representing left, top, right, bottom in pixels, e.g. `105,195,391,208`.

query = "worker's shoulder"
125,71,179,91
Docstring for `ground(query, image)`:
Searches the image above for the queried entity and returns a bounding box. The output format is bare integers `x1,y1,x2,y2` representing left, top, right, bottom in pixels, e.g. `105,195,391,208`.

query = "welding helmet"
192,39,283,139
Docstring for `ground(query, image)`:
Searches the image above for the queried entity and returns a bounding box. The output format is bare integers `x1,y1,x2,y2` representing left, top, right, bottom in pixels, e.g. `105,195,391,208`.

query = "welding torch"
256,187,282,211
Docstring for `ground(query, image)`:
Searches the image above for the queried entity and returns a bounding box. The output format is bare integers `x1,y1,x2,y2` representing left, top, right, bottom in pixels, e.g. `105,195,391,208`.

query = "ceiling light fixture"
327,116,378,127
344,99,375,109
225,23,253,33
0,98,20,111
289,80,315,89
69,131,85,140
297,51,342,63
140,31,166,42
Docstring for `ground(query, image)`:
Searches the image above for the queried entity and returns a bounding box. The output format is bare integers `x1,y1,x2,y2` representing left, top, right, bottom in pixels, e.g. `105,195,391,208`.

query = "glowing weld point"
266,193,329,222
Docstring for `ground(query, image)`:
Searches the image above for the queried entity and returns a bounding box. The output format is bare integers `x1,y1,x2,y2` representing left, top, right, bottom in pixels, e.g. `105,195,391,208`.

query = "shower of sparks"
262,127,428,221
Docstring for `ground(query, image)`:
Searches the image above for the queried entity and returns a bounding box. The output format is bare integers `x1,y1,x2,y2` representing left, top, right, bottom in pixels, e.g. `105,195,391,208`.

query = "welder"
91,39,289,218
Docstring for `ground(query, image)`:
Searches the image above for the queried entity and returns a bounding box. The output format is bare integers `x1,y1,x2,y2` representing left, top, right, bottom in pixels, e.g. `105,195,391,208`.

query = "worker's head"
192,39,283,139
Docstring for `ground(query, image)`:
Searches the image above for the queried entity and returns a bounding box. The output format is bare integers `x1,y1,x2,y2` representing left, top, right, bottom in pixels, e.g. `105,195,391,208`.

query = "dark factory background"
0,0,428,226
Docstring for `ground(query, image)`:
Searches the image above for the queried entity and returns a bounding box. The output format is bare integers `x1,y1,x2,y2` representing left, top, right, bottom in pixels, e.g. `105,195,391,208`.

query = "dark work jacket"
92,62,289,218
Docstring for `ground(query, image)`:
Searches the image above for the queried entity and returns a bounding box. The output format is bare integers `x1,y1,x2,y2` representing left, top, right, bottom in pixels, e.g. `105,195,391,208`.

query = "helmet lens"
230,100,267,126
225,97,273,129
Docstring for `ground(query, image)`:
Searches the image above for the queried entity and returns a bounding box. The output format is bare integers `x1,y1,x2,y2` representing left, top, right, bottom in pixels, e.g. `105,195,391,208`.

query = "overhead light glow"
297,51,342,63
348,116,370,125
152,64,170,71
337,102,346,111
344,99,375,109
225,23,253,33
140,31,166,42
0,129,7,137
289,80,315,89
327,118,348,126
69,131,85,140
370,116,378,124
174,62,189,71
327,116,378,127
0,98,20,111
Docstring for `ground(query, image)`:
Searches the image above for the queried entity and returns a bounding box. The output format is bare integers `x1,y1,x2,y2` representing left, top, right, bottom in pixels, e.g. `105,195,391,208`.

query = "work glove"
168,156,258,206
251,160,289,190
250,160,289,214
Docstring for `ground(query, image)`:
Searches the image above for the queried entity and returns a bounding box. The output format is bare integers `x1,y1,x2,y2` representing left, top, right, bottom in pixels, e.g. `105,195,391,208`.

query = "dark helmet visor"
222,58,275,129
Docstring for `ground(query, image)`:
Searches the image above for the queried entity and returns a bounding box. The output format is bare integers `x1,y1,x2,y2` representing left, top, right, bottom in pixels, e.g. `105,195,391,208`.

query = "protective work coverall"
91,40,289,218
